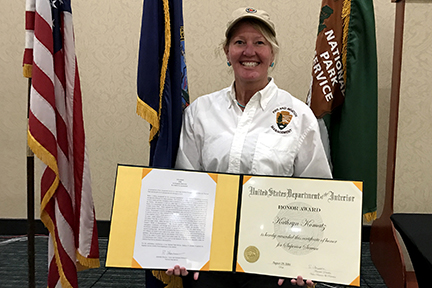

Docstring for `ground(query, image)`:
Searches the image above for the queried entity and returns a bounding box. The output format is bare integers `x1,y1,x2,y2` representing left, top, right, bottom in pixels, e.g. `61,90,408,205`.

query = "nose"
243,43,256,56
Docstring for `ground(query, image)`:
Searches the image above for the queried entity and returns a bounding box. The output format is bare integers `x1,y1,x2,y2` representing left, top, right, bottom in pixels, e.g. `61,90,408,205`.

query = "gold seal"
244,246,260,263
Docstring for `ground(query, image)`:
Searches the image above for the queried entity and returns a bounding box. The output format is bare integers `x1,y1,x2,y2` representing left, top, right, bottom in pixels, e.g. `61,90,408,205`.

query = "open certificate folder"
106,165,363,287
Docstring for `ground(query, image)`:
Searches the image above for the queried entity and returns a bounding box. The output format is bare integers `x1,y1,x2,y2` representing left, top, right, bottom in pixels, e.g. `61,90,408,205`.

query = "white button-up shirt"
175,79,332,179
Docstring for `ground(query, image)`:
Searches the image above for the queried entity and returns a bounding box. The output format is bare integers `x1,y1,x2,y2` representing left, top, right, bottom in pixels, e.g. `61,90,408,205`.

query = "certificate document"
133,168,217,270
106,165,362,287
236,176,362,286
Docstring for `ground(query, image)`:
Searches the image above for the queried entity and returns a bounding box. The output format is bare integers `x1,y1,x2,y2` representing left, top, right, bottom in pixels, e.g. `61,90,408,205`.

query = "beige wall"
0,0,431,221
394,2,432,212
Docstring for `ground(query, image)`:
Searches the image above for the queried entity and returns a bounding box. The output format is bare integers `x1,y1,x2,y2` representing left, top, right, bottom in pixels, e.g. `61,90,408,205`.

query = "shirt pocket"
252,133,297,176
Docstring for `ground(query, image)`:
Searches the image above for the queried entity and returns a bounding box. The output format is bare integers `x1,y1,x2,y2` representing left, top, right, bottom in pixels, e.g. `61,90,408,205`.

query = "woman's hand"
278,275,314,287
166,265,199,280
166,265,188,277
166,267,312,286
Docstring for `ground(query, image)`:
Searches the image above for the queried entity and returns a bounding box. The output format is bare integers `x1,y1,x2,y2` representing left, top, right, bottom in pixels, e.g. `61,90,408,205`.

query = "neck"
234,78,270,106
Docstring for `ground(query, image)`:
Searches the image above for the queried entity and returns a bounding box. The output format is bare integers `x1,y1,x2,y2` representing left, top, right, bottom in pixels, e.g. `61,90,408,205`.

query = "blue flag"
137,0,189,169
137,0,189,286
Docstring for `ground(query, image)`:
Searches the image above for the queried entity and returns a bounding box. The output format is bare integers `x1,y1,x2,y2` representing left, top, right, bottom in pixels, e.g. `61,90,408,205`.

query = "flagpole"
370,1,407,288
26,77,36,288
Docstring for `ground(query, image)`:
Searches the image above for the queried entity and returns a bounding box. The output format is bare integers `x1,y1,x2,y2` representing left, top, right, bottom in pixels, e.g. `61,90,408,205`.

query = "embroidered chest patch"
271,106,297,134
276,111,293,129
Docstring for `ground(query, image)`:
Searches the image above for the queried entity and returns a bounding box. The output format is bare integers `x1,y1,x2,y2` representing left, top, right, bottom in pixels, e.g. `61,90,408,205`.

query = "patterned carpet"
0,236,387,288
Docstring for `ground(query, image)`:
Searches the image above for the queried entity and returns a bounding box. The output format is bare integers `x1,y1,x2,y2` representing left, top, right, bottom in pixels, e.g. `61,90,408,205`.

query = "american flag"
24,0,100,287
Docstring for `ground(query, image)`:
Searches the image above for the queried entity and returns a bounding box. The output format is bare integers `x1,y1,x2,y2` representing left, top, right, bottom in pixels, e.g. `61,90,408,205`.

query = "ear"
224,46,229,57
224,47,230,63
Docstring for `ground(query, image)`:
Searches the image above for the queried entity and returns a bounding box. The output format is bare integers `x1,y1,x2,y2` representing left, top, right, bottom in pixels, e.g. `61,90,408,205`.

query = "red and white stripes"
25,0,99,287
23,0,35,77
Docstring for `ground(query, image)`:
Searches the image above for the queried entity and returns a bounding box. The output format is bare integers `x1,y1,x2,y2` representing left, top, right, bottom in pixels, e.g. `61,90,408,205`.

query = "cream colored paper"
237,176,362,287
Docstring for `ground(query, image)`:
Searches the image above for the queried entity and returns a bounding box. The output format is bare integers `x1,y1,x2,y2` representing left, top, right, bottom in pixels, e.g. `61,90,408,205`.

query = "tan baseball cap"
226,7,276,37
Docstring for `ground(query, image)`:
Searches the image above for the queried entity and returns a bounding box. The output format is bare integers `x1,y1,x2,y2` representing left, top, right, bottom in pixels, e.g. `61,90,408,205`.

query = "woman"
168,7,332,288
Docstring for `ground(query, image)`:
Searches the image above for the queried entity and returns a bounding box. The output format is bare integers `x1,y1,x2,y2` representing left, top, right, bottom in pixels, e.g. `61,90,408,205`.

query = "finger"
193,272,200,280
166,268,174,276
306,279,314,287
291,278,297,285
277,278,284,286
173,265,181,276
296,275,305,286
180,267,189,276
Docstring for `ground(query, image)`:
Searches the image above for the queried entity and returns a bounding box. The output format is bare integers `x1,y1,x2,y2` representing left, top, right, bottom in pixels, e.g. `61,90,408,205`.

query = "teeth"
242,62,259,67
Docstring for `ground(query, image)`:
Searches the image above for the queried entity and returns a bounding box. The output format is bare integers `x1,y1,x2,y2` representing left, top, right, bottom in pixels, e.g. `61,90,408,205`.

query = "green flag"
307,0,378,221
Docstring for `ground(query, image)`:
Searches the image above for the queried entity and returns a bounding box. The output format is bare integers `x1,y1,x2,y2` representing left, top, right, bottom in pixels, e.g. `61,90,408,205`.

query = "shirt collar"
228,78,277,110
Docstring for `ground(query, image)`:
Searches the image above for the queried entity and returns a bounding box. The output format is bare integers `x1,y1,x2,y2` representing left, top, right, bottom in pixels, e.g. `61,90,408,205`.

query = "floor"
0,236,388,288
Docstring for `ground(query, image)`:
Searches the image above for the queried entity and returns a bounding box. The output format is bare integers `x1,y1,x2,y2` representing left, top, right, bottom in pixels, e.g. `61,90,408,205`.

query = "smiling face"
225,21,275,88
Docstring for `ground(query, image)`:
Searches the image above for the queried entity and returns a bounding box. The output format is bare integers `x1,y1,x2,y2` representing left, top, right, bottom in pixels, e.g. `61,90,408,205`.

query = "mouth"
241,61,259,67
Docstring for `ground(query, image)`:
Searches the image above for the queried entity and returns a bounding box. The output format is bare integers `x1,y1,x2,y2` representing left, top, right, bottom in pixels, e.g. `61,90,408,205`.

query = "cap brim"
225,15,276,37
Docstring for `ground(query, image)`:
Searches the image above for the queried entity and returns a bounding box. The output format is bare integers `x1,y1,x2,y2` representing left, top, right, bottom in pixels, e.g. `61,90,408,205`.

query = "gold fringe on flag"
152,270,183,288
136,96,159,141
341,0,351,84
154,0,171,142
27,131,59,213
137,0,172,144
364,211,377,223
23,64,32,78
42,212,75,288
76,251,101,270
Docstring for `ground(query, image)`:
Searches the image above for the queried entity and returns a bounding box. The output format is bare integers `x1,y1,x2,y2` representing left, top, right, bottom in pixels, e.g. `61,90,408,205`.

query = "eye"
234,40,245,45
